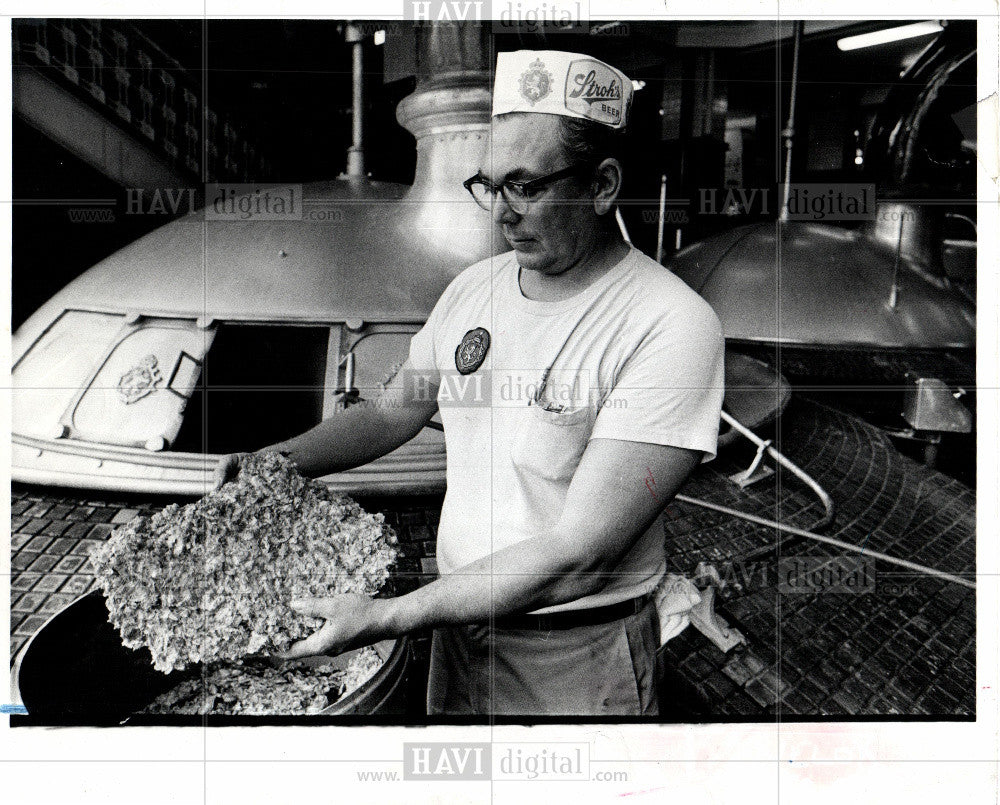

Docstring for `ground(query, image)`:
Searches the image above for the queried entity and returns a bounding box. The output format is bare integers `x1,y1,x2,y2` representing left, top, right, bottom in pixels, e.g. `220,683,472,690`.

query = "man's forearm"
278,531,603,660
261,401,424,478
281,440,699,660
380,532,606,635
371,442,694,637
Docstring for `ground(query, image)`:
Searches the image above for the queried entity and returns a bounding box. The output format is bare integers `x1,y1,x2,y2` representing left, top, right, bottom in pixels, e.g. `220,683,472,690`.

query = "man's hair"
556,116,627,170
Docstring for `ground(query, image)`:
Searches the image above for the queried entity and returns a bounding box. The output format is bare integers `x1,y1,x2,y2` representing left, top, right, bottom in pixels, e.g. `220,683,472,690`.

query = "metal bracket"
333,351,363,408
689,587,746,653
689,562,747,652
728,439,774,488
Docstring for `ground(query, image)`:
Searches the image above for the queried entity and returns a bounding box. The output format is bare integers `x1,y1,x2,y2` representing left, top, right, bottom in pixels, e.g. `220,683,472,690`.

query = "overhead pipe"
779,21,804,222
655,173,667,263
345,22,365,178
615,208,632,244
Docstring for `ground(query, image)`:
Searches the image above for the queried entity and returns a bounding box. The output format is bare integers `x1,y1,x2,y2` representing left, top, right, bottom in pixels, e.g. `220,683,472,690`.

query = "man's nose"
491,191,519,225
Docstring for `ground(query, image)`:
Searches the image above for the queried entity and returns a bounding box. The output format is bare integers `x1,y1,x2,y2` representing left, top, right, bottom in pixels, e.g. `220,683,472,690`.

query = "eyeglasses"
462,164,592,215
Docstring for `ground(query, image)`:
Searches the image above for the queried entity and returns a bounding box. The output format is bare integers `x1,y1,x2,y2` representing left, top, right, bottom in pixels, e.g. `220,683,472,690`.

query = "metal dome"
669,218,974,349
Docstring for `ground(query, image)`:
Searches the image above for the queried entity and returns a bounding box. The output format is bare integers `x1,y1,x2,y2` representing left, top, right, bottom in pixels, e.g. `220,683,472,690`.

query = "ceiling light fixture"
836,21,943,51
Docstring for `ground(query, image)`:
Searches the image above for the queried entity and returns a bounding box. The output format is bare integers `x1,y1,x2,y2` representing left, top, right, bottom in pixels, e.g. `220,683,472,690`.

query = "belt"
490,595,650,631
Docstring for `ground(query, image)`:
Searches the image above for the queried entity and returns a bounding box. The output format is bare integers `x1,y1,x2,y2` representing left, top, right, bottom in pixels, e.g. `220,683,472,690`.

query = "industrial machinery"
670,23,975,358
668,23,975,462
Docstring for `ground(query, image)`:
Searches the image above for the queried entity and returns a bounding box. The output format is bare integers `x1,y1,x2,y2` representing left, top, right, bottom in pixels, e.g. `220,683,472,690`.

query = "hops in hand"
91,452,398,673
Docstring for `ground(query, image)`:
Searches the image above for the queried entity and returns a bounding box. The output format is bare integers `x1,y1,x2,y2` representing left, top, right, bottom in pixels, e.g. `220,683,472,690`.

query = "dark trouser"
426,598,659,716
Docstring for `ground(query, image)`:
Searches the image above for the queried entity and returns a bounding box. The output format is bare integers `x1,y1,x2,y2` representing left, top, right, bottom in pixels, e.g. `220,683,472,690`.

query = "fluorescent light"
837,21,942,51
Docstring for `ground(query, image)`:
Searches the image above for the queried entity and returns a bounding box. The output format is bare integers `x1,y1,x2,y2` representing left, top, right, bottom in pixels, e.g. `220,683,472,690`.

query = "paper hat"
492,50,633,130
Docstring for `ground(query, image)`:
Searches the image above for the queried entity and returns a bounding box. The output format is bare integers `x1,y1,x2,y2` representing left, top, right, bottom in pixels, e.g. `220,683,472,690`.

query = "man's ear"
591,158,623,216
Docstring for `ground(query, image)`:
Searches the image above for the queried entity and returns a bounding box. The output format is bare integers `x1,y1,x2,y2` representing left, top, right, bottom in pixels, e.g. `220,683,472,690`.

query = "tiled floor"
9,494,159,657
9,399,976,716
658,398,976,717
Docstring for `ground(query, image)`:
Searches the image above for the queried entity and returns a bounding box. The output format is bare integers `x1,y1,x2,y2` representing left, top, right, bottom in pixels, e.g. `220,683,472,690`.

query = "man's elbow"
540,535,620,604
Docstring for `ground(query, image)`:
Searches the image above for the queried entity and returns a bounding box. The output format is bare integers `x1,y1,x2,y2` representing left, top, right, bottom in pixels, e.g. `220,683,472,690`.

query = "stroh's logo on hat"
518,58,553,105
565,59,624,126
492,50,632,130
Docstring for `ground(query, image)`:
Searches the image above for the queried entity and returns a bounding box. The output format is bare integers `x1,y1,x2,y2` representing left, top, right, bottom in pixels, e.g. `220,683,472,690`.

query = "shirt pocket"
510,403,591,484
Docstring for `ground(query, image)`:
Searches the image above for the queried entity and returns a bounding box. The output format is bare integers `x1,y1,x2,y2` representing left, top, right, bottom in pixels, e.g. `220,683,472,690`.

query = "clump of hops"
91,452,398,673
141,647,385,716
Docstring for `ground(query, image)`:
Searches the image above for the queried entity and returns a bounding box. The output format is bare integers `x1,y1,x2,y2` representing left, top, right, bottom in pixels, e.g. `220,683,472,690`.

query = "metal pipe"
345,22,365,178
344,351,355,394
779,21,804,222
673,493,974,589
720,410,835,528
655,174,667,263
888,211,904,309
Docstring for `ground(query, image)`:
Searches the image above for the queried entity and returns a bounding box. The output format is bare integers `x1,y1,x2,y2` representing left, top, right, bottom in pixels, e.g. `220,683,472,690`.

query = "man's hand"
277,594,393,660
212,452,249,490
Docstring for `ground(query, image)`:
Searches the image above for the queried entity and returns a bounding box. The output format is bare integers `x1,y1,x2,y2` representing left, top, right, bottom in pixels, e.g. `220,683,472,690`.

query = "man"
216,50,724,716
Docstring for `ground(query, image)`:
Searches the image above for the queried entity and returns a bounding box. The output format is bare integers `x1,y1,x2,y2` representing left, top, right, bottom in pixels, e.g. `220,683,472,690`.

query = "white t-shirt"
408,245,725,613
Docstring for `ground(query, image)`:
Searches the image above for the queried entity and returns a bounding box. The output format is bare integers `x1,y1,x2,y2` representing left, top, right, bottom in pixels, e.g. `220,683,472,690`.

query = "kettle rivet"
278,250,287,258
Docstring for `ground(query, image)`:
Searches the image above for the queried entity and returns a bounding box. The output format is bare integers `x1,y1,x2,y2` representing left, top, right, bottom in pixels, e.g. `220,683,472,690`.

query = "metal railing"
13,19,272,182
